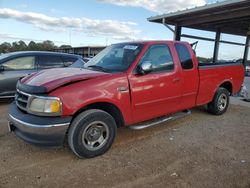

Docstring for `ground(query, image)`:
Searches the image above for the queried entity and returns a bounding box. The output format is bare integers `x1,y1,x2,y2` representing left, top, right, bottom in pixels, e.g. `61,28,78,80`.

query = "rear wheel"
68,109,117,158
207,87,230,115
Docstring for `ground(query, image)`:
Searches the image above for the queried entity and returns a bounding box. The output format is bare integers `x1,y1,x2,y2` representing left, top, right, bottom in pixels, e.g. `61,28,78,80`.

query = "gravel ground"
0,99,250,188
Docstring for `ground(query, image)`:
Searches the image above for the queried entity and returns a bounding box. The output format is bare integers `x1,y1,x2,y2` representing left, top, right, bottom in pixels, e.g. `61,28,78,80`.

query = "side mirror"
137,61,152,75
0,65,4,72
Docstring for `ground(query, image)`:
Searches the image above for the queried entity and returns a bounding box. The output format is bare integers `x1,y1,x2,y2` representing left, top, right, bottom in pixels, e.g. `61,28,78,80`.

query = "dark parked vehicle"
0,51,84,98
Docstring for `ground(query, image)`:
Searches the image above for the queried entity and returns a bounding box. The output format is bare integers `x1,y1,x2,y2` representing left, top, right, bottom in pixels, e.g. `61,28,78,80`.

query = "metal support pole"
88,47,90,57
162,18,175,36
213,30,221,63
164,24,175,33
174,25,182,41
243,35,249,68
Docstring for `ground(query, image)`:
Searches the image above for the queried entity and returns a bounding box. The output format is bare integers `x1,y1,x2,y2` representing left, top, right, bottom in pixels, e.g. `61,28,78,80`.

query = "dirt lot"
0,99,250,188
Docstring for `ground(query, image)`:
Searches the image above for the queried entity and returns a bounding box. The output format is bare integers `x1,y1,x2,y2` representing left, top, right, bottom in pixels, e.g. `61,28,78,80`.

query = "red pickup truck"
8,41,244,158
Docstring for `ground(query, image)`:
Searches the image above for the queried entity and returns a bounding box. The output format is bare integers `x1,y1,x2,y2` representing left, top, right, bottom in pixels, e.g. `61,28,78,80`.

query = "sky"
0,0,248,60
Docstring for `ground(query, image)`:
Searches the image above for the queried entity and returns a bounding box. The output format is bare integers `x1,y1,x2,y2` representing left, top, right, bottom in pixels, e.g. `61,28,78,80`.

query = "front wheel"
207,87,230,115
68,109,117,158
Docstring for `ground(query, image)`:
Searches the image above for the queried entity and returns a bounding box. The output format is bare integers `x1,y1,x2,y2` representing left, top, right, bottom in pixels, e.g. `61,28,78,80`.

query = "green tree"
59,45,72,49
27,41,38,51
12,40,27,51
40,40,55,51
0,40,58,53
0,42,12,53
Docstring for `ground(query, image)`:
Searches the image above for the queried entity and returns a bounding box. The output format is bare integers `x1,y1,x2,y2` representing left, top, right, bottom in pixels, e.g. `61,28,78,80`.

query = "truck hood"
20,68,108,93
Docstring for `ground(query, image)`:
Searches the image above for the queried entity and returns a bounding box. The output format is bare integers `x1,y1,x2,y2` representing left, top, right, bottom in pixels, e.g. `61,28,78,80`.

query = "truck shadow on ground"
114,107,207,148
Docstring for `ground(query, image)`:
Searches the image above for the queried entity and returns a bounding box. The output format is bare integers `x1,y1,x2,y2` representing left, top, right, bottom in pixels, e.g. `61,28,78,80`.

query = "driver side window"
139,44,174,73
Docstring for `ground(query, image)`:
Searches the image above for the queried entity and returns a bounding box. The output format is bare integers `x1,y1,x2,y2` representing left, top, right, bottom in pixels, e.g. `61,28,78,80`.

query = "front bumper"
8,102,72,147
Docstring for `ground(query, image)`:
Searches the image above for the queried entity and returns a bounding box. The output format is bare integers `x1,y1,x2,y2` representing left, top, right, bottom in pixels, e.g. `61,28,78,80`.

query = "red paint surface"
21,41,245,126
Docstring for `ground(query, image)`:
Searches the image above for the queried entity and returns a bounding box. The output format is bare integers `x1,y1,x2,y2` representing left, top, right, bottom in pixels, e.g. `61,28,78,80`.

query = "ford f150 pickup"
8,41,244,158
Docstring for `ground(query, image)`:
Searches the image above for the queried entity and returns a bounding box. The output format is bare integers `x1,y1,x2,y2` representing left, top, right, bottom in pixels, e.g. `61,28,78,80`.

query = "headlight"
28,96,62,116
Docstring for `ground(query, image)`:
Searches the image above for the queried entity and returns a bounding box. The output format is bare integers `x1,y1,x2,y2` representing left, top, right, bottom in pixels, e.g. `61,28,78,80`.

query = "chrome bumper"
8,102,72,147
9,114,70,135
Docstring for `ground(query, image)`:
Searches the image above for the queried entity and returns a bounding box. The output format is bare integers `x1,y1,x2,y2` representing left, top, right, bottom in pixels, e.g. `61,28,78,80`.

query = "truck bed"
198,61,241,67
196,62,244,106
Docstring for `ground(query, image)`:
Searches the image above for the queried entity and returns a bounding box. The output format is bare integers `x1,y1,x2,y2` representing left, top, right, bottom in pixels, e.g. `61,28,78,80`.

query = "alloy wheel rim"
218,93,227,111
82,121,109,151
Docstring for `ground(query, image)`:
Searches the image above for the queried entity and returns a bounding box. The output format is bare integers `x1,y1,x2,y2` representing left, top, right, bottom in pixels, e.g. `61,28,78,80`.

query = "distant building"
54,46,106,57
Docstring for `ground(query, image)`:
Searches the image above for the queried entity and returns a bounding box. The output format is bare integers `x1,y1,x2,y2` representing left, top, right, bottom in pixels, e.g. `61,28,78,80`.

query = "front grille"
15,90,30,112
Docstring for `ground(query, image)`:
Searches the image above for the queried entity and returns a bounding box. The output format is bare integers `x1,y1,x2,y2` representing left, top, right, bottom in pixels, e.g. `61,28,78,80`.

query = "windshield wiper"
87,65,108,72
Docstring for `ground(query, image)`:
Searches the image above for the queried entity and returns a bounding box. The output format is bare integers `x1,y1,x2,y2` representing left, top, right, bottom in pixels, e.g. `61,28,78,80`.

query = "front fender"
49,73,133,125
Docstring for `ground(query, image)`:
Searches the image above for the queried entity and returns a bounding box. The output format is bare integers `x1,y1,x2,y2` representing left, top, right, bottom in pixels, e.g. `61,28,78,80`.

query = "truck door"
128,43,182,123
175,43,199,109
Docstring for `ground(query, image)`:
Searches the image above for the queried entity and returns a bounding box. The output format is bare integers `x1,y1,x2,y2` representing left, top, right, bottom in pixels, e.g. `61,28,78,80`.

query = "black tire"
68,109,117,158
207,87,230,115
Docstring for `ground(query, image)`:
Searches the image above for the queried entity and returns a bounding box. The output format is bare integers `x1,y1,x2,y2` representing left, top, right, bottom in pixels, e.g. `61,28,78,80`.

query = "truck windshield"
84,43,144,72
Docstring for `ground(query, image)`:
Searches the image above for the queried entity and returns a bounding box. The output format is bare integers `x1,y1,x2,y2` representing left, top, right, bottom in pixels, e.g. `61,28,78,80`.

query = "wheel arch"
218,81,233,95
72,102,125,128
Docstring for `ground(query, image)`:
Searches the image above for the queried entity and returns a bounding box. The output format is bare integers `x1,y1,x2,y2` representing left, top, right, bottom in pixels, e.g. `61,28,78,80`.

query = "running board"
129,110,191,130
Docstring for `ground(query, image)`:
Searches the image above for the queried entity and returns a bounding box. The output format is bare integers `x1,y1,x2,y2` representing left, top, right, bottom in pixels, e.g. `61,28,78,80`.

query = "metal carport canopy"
147,0,250,36
147,0,250,65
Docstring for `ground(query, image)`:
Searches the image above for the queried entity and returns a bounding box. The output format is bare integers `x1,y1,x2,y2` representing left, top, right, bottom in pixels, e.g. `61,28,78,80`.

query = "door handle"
172,78,180,83
117,87,129,93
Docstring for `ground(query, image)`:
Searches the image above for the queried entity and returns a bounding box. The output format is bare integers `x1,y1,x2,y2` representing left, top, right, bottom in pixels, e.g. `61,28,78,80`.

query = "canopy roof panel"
148,0,250,36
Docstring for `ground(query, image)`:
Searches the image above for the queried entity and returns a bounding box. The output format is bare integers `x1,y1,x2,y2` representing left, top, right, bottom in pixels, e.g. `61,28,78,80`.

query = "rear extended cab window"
138,44,174,73
175,43,193,70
